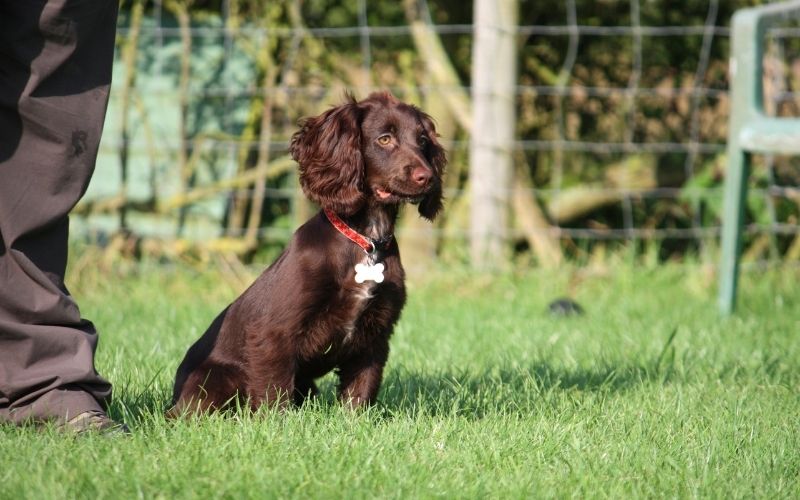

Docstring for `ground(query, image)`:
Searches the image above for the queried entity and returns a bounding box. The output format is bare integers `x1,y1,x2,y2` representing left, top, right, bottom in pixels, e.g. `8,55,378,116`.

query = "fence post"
469,0,519,269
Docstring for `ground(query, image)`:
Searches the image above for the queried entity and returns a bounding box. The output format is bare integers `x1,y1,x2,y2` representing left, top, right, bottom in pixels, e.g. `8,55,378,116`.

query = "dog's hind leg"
168,362,244,416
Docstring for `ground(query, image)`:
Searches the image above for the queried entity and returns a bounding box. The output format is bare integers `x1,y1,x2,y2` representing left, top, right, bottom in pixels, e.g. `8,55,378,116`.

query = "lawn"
1,251,798,499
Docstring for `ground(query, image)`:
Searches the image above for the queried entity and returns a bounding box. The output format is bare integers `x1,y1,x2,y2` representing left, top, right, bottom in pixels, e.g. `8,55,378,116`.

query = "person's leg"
0,0,119,425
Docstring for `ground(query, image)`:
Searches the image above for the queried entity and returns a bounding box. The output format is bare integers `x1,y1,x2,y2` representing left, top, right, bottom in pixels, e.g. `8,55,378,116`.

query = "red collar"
324,209,393,255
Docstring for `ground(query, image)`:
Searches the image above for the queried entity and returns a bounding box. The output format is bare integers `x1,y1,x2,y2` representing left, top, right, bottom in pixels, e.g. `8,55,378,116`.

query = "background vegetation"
76,0,800,269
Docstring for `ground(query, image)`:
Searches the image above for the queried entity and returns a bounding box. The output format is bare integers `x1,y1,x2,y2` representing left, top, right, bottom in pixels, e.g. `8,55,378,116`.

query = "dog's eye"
418,136,429,147
377,134,392,146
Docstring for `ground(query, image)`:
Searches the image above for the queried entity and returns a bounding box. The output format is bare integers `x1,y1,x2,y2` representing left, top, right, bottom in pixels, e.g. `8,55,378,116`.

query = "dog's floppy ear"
416,111,447,221
290,98,365,216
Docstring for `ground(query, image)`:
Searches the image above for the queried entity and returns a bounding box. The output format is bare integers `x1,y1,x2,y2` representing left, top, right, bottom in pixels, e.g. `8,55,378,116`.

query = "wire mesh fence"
76,0,800,265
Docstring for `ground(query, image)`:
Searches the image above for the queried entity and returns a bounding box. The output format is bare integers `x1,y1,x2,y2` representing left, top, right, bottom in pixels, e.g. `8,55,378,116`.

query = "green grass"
2,253,799,499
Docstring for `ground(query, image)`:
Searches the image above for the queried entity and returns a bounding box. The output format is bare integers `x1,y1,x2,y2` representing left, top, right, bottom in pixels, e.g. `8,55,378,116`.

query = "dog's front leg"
337,342,389,408
293,377,319,406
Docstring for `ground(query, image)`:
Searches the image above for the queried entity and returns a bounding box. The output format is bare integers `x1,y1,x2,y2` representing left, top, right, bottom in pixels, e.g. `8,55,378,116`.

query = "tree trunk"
469,0,518,269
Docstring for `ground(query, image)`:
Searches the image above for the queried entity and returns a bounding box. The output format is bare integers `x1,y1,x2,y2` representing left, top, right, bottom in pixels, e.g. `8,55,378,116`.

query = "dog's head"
289,92,446,220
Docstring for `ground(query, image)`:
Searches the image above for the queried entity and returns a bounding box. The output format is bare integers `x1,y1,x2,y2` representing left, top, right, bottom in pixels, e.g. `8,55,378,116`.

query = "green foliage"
91,1,800,263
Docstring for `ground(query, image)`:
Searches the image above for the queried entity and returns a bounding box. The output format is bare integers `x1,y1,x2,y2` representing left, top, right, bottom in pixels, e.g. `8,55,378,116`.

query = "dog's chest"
341,256,380,341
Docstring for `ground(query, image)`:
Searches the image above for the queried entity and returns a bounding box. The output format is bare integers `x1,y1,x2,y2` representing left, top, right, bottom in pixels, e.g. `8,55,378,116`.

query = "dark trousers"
0,0,119,423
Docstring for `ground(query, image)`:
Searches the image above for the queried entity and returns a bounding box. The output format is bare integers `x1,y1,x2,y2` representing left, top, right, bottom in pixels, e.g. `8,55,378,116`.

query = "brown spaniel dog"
169,92,446,414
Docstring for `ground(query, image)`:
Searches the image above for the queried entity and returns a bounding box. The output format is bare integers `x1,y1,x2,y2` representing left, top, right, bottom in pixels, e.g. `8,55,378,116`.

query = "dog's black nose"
411,165,432,186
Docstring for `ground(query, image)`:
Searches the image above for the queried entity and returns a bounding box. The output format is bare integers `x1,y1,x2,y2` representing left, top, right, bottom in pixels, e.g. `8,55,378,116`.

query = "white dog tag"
354,262,384,283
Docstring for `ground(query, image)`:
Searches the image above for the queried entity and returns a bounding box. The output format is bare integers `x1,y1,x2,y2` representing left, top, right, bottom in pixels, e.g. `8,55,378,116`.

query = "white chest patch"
344,258,380,342
353,284,374,302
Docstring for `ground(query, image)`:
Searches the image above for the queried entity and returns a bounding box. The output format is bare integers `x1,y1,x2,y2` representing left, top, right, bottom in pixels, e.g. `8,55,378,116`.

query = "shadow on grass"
107,363,673,426
108,330,683,424
104,367,174,427
374,359,669,420
374,327,682,419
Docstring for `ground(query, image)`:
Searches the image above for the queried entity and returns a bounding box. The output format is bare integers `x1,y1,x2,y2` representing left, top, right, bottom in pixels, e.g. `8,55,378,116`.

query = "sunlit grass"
2,250,798,498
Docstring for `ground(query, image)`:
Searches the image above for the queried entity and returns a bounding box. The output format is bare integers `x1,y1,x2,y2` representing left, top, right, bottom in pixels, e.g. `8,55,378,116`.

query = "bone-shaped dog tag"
354,262,384,283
